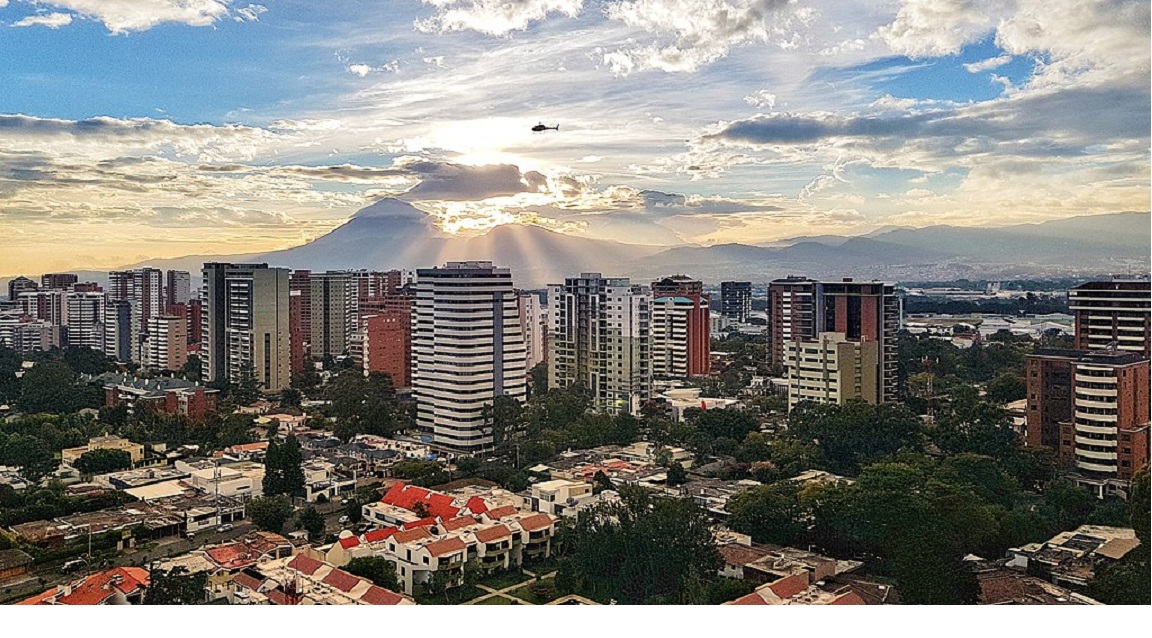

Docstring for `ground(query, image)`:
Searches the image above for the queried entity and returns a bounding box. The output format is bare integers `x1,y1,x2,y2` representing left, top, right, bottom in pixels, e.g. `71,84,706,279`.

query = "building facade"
358,295,413,389
1068,278,1151,358
412,262,527,453
651,275,710,378
720,281,753,323
201,263,291,392
548,273,652,414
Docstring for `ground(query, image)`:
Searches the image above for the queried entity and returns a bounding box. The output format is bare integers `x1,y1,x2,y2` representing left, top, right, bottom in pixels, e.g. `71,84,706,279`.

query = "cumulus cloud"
10,1,259,34
597,0,816,73
875,0,1000,58
415,0,584,36
11,12,73,28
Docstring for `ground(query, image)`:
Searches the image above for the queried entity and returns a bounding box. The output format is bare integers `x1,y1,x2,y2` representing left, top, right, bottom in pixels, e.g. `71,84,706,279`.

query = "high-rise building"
548,273,652,414
6,276,37,301
40,273,78,290
720,281,753,323
144,315,189,372
201,263,291,392
769,277,899,407
1027,349,1150,497
1068,277,1151,358
108,268,164,337
289,270,312,359
104,299,140,363
358,295,413,389
165,270,191,310
309,271,359,358
412,262,527,453
517,292,546,371
18,289,67,326
289,290,306,379
785,332,882,409
651,275,710,378
351,270,402,299
66,291,106,351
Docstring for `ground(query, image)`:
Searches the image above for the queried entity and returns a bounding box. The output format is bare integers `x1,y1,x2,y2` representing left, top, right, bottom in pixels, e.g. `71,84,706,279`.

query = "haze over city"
1,0,1148,277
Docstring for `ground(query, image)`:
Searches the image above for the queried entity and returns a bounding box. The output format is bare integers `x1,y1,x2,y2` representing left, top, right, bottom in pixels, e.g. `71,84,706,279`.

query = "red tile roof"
425,536,468,558
287,553,325,576
730,592,769,605
486,506,517,520
361,585,406,606
829,591,867,605
206,543,258,570
364,527,398,543
402,517,437,530
517,513,554,532
381,482,461,520
474,524,512,543
768,573,810,600
465,496,488,515
442,516,478,532
392,527,432,544
323,569,364,593
266,588,296,605
232,572,266,592
21,567,151,606
339,535,361,549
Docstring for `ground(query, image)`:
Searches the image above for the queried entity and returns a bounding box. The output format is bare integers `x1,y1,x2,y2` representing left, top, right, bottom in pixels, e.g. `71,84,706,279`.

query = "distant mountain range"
4,204,1148,291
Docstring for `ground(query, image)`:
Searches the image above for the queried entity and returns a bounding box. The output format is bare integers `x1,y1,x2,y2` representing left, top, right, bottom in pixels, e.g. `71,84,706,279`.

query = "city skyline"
0,0,1149,277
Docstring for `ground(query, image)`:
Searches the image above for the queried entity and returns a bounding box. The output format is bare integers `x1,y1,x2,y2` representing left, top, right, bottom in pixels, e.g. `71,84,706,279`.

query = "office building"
17,289,67,326
720,281,753,323
108,268,164,337
309,271,359,358
651,275,710,378
289,270,313,358
6,276,37,301
412,262,527,452
1069,278,1151,358
784,332,882,409
548,273,652,414
201,263,291,392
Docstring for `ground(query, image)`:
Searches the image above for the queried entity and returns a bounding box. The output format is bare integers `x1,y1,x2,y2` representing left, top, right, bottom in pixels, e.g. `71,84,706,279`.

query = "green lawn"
507,582,553,605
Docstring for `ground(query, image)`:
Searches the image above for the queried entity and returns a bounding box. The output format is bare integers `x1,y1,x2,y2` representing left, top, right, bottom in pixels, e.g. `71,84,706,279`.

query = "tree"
327,370,401,441
296,506,326,540
262,435,305,498
684,407,758,442
727,481,807,547
73,448,132,475
454,456,481,476
666,461,688,487
62,347,115,375
1088,468,1150,604
787,401,924,475
557,487,720,604
984,372,1026,404
144,566,207,605
280,387,303,409
17,360,95,414
247,494,294,533
181,354,203,382
346,556,401,591
231,362,261,406
0,434,56,483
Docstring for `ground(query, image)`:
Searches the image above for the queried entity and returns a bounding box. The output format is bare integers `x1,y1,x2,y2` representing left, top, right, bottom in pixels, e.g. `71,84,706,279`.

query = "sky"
0,0,1148,276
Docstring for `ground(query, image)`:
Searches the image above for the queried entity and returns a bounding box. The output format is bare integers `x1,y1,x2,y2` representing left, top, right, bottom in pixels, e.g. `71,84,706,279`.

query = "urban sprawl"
0,265,1148,606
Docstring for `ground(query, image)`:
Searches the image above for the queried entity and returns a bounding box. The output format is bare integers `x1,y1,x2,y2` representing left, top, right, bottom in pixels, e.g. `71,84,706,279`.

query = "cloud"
963,54,1012,73
875,0,1000,58
598,0,813,73
11,1,253,34
414,0,584,36
11,12,73,28
400,160,549,201
348,64,372,77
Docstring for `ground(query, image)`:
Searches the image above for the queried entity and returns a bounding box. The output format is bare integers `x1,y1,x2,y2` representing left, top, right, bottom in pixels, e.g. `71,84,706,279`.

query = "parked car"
216,523,234,533
62,558,86,572
338,515,350,524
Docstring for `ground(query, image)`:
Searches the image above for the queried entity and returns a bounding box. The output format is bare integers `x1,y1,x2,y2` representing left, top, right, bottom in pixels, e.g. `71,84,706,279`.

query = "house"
17,567,150,605
61,435,145,468
1006,525,1141,589
527,479,596,516
88,373,218,420
0,548,33,582
224,554,414,605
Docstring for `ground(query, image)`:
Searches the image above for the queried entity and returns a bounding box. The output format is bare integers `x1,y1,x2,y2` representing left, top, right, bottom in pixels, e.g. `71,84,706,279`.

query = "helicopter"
531,123,559,132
